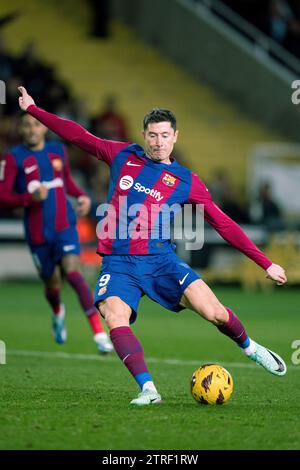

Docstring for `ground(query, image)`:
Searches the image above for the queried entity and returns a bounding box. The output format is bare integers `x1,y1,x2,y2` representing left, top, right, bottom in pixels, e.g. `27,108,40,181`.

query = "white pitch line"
7,349,300,370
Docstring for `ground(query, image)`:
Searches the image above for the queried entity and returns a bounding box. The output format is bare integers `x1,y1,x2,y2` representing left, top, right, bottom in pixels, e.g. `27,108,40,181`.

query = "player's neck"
145,153,172,165
25,141,45,151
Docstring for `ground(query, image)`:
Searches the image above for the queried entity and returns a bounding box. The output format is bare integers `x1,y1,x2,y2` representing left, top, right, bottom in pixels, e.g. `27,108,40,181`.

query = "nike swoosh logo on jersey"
63,245,76,252
24,165,38,174
126,161,141,167
179,273,189,285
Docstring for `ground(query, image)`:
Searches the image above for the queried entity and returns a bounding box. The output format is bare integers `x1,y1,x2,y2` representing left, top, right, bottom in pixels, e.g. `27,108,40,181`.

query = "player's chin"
153,153,166,161
27,137,39,145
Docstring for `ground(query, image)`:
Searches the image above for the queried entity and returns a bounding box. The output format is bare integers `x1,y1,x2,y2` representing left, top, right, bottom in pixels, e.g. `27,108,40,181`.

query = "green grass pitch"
0,281,299,450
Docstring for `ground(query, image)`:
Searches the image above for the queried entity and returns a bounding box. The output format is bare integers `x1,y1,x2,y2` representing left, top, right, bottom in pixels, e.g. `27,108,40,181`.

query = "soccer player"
0,111,113,353
18,86,287,405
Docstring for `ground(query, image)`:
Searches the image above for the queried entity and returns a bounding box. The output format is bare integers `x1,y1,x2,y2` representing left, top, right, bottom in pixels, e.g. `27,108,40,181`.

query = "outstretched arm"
18,86,129,166
188,173,287,285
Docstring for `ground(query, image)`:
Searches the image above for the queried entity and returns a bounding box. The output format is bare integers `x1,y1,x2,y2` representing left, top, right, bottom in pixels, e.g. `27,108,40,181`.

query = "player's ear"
174,130,179,142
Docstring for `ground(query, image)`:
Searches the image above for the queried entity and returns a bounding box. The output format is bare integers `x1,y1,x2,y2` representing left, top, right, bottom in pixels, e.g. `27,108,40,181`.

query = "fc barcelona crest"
162,173,176,187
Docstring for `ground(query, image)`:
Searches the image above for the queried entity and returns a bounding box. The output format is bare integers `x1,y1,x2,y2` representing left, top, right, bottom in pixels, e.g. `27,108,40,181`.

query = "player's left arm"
62,146,91,217
18,86,129,166
188,173,287,285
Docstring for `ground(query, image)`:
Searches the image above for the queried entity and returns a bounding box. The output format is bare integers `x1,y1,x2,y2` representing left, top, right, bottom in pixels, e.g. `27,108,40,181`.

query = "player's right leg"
180,279,286,376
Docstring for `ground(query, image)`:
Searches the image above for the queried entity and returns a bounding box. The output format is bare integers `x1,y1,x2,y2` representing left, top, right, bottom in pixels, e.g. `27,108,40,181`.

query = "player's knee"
45,276,61,290
62,255,81,274
97,297,130,329
204,304,228,326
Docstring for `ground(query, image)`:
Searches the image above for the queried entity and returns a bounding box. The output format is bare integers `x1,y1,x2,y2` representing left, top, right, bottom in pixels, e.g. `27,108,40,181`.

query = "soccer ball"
190,364,233,405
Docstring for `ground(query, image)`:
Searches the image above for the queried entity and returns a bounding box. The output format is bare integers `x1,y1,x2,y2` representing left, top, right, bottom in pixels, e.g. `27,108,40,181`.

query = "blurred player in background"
18,86,287,406
0,112,113,353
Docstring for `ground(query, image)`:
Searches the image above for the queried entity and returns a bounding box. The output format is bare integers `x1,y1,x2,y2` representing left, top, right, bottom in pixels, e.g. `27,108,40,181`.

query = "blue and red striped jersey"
0,141,86,245
96,142,204,255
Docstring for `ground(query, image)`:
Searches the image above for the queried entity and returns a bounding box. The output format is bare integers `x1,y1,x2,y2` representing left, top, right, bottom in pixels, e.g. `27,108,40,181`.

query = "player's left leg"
61,254,113,353
44,266,62,314
94,256,161,405
44,266,67,344
180,279,286,376
98,296,161,405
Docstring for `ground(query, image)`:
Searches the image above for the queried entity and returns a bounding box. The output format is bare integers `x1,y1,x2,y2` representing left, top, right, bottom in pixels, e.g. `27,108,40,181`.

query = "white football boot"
94,332,114,354
52,304,67,344
130,389,162,406
248,341,287,376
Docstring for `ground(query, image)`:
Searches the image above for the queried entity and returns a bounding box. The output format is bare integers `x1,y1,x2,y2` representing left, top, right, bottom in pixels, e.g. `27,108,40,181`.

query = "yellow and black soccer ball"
191,364,233,405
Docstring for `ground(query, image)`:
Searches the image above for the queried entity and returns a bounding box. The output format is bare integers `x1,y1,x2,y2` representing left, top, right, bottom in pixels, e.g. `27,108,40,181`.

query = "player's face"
143,122,178,163
20,115,47,149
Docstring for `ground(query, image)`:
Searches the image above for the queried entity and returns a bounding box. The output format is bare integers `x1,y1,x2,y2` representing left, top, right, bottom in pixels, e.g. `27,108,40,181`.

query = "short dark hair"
143,108,177,131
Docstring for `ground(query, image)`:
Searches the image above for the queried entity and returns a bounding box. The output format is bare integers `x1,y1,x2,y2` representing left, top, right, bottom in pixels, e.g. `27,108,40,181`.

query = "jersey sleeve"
188,172,272,270
62,146,87,198
27,105,130,166
0,153,33,208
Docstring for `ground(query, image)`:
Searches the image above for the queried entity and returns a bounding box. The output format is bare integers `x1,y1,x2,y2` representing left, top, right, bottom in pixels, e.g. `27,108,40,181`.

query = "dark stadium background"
0,0,299,452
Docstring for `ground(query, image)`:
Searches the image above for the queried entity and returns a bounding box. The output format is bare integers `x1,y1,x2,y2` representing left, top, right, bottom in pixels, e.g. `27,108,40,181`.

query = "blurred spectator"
199,0,300,58
89,0,110,38
209,169,249,223
220,0,270,34
256,181,284,231
267,0,300,57
4,76,22,116
0,35,14,81
91,95,130,141
209,168,231,206
0,38,111,221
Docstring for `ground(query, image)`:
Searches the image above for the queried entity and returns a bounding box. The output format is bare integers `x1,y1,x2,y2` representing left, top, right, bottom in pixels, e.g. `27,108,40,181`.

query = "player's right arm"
188,172,287,285
0,153,33,208
18,86,129,166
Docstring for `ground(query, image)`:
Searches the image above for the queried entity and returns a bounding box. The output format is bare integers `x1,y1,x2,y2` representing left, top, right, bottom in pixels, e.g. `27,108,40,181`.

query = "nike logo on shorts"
179,273,189,285
63,245,76,252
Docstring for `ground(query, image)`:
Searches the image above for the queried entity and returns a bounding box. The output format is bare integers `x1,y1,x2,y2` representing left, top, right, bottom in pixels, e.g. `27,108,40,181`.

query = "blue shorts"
29,225,80,280
94,252,200,323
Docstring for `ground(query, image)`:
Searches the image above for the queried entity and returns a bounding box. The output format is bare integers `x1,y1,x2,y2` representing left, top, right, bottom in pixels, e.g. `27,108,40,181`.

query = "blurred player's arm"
18,86,129,166
0,153,32,208
188,173,287,285
0,153,48,207
62,146,91,217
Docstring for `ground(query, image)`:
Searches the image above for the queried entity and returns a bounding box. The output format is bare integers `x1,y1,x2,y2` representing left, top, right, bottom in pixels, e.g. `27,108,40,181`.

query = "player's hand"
266,263,287,285
76,195,91,217
32,184,48,202
18,86,35,111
